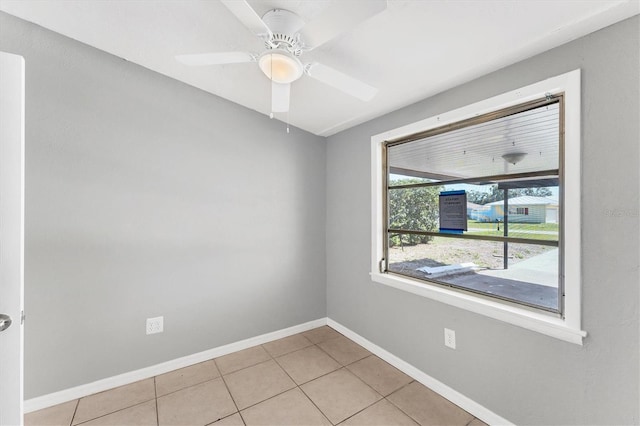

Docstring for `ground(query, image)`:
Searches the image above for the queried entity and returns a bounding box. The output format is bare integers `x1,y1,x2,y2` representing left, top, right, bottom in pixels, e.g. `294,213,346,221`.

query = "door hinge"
21,310,25,325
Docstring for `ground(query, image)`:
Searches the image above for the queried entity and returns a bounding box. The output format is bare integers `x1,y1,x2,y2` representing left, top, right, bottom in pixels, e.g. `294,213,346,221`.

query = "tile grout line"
215,357,244,424
465,416,484,426
63,378,158,426
266,341,334,425
295,383,336,425
292,361,385,426
379,395,421,426
70,399,156,426
312,331,373,369
385,380,477,426
264,329,374,424
263,337,315,359
68,398,79,426
313,341,345,366
290,338,338,424
154,375,220,399
215,332,344,422
217,340,303,415
325,366,386,425
215,345,273,377
339,359,431,426
383,380,435,426
337,398,386,426
271,344,341,386
153,376,159,426
267,329,381,425
222,361,296,414
185,326,346,419
204,411,244,426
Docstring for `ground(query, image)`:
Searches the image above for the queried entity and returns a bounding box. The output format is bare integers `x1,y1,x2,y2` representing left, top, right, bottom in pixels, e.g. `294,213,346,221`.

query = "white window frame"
371,70,585,345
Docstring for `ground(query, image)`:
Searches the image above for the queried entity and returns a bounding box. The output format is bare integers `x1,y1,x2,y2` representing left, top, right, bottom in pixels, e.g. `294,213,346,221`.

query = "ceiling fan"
176,0,386,114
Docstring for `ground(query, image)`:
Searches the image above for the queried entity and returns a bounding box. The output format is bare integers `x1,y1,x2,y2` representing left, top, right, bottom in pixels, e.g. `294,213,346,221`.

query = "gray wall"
0,13,327,399
326,16,639,426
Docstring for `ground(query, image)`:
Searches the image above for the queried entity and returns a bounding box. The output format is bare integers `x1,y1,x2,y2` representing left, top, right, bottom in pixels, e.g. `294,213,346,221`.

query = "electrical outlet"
444,328,456,349
146,316,163,335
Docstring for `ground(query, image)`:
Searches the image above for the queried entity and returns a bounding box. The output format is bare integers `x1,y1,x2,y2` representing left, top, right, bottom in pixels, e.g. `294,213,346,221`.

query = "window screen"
384,97,563,313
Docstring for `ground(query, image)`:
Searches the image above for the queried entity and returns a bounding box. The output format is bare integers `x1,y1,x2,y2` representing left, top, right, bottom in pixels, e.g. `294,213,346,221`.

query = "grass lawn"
465,220,559,241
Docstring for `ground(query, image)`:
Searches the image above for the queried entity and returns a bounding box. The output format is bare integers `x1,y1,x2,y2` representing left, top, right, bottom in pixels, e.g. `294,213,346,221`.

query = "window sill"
370,271,586,345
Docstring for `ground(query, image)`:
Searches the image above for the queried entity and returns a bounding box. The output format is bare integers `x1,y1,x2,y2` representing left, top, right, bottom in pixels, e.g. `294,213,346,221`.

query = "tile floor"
25,326,488,426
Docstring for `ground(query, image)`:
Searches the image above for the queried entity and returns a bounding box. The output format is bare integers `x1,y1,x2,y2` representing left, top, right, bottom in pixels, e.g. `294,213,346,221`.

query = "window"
509,207,529,215
385,98,561,312
371,70,585,344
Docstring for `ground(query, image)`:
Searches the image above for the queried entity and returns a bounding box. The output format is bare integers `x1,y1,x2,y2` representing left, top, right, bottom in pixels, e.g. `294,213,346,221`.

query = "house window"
509,207,529,215
371,70,585,344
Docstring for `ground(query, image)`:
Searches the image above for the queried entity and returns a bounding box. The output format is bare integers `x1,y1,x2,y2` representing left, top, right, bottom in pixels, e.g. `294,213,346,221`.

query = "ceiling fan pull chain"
270,55,274,119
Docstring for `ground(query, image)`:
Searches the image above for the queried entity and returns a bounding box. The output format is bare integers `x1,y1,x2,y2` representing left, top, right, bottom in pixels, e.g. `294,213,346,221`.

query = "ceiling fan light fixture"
258,50,303,84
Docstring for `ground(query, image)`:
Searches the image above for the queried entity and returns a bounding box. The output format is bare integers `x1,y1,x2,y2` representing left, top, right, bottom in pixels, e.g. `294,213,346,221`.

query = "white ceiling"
1,0,638,136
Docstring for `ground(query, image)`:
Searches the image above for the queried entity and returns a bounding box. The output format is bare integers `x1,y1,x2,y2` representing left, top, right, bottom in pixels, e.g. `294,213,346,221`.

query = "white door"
0,51,25,426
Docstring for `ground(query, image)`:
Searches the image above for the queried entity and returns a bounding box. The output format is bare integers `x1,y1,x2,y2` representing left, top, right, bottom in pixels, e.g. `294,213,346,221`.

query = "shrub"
388,179,441,247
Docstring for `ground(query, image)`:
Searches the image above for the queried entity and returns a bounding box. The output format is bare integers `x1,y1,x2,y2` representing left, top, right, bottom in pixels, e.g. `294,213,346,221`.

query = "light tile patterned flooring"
25,326,488,426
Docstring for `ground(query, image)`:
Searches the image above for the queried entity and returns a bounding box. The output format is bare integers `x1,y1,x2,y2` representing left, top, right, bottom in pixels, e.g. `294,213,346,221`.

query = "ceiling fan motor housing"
262,9,305,55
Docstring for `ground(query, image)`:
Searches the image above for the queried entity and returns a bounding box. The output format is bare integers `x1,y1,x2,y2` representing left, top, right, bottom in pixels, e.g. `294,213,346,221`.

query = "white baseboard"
26,317,511,425
327,319,513,426
24,318,327,413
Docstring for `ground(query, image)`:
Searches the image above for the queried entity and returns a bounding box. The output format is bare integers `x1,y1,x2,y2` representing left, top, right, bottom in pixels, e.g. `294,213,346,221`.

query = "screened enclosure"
383,96,563,313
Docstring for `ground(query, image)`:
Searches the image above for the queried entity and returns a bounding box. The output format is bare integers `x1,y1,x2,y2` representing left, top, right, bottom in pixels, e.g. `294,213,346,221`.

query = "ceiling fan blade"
300,0,387,50
272,81,290,113
175,52,254,66
220,0,272,38
306,63,377,102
